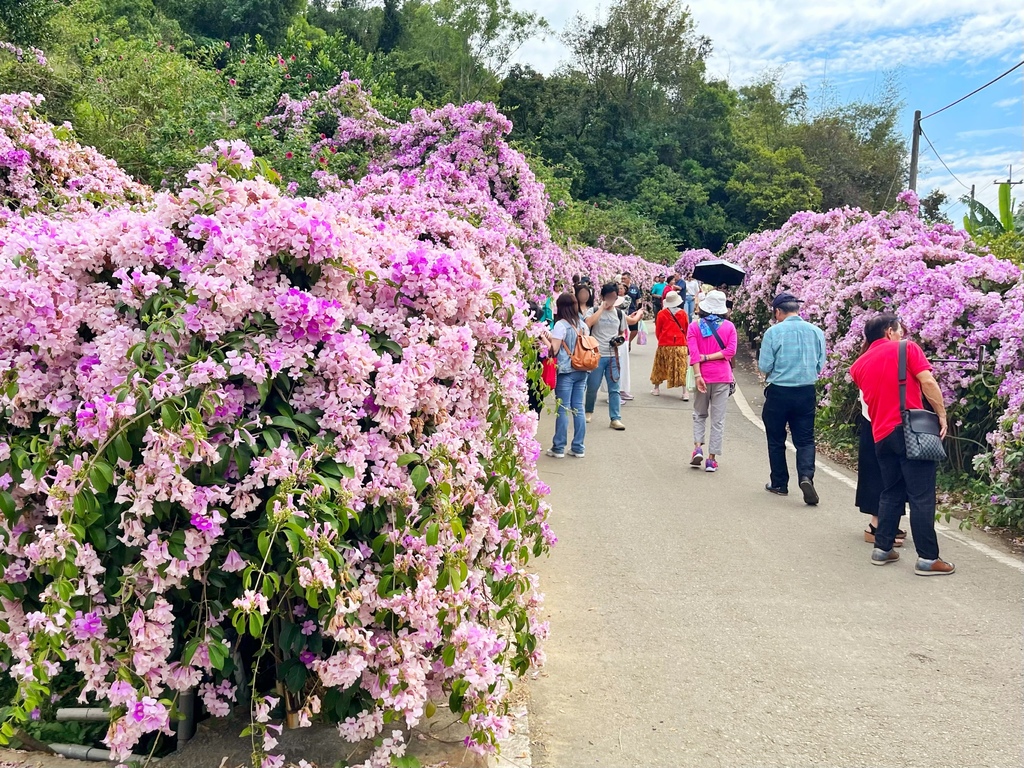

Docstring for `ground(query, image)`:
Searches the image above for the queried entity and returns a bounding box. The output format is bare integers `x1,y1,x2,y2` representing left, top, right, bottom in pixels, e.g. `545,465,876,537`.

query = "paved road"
527,334,1024,768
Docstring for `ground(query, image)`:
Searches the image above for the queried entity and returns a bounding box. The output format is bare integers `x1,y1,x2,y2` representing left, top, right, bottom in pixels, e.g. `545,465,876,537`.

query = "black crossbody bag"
898,340,945,462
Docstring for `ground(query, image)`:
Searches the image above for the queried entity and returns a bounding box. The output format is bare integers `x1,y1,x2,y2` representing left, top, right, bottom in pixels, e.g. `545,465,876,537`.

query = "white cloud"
955,126,1023,140
509,0,1024,87
994,96,1022,108
918,145,1023,214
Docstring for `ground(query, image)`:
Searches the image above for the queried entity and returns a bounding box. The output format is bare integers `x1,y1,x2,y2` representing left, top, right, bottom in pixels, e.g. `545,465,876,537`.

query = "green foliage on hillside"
1,0,909,255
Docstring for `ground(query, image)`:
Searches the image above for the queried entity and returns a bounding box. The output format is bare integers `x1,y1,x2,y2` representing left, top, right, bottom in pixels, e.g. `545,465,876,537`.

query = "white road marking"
733,383,1024,572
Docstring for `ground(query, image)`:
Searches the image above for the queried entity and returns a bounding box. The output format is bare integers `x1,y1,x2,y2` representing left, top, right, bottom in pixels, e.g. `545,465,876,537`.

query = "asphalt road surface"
527,333,1024,768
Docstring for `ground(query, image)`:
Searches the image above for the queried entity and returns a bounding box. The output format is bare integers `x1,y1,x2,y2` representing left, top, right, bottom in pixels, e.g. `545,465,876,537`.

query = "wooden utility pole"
908,110,922,192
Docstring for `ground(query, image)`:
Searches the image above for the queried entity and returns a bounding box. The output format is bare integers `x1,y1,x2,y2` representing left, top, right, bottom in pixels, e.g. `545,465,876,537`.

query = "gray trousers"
693,383,730,455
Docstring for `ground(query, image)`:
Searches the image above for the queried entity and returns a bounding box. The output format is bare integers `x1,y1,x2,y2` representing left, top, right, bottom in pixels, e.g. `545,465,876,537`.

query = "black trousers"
874,428,940,558
762,384,817,491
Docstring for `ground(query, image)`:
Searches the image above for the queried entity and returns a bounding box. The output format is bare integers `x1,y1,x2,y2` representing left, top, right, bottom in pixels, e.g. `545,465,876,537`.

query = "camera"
609,335,626,348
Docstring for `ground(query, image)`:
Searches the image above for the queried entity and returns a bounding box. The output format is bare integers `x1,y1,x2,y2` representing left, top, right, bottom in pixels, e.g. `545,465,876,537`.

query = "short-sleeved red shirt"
850,339,932,442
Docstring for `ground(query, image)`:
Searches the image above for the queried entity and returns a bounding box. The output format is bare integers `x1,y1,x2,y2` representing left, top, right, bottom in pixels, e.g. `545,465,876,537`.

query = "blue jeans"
685,296,695,319
585,356,621,421
552,370,588,454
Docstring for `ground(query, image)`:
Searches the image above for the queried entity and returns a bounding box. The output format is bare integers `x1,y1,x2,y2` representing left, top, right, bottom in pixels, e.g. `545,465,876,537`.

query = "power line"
919,128,971,191
921,59,1024,121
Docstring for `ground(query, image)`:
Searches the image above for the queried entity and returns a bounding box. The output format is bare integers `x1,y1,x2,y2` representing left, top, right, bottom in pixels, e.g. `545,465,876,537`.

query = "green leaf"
410,465,429,494
182,638,200,665
396,453,419,467
248,612,265,637
161,403,181,430
442,645,456,667
89,461,114,494
391,756,422,768
263,428,282,450
113,434,133,462
271,415,299,431
497,479,511,506
208,640,229,670
257,379,271,405
284,660,307,693
88,526,107,551
426,523,439,547
0,492,15,525
168,530,187,560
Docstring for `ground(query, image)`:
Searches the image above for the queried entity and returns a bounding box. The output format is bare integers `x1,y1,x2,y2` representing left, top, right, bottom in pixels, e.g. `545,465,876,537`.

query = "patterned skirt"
650,345,689,389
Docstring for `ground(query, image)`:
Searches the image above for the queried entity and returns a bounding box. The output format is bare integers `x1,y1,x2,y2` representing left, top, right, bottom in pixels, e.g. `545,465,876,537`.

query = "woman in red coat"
650,291,689,400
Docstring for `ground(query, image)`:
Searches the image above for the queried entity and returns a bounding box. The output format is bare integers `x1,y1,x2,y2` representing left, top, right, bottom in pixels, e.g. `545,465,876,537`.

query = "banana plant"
961,182,1024,236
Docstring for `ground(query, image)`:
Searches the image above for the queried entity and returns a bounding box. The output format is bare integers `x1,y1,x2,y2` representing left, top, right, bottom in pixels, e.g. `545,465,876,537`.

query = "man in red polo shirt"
850,313,955,576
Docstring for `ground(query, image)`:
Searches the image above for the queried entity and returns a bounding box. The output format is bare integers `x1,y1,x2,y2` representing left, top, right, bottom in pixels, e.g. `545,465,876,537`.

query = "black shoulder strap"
898,340,907,413
710,325,727,351
668,310,685,332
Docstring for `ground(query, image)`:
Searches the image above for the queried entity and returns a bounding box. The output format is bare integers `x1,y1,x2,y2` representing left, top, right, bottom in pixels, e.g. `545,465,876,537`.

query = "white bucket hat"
663,291,683,309
698,290,728,315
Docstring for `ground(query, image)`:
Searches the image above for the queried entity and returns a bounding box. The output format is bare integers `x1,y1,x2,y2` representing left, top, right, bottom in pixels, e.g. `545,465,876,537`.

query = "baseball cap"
771,292,804,309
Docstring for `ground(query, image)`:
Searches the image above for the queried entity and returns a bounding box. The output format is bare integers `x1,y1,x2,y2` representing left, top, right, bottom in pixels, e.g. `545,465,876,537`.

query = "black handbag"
898,340,946,462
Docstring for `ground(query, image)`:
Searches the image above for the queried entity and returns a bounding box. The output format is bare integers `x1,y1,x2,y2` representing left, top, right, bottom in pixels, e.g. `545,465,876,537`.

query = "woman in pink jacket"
687,290,738,473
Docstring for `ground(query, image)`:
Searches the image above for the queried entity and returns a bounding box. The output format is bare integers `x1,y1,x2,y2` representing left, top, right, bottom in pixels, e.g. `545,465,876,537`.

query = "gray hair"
776,301,802,315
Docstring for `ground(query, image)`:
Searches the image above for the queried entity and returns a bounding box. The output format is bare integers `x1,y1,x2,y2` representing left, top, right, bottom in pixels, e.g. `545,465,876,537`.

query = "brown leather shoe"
915,558,956,576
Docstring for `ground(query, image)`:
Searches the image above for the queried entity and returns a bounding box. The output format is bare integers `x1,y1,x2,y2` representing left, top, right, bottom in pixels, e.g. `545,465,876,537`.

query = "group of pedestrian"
541,278,956,577
755,293,953,575
541,274,646,458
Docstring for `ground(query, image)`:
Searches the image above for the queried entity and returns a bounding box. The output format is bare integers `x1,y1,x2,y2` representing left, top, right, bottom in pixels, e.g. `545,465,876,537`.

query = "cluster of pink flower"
672,249,716,279
725,190,1024,513
0,41,48,68
0,80,670,767
0,93,148,218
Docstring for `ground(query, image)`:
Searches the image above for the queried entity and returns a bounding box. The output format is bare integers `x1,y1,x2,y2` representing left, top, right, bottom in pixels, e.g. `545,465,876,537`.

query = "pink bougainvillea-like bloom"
0,81,674,766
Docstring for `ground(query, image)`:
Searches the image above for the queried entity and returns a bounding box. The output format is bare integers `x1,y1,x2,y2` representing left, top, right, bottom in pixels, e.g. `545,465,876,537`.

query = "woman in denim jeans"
545,293,589,459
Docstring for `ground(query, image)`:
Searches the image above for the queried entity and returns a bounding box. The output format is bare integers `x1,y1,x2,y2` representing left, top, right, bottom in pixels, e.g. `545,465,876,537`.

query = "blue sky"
507,0,1024,220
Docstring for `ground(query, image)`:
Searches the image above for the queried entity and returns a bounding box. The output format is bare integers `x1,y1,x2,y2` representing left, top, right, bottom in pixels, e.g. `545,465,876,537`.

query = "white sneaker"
546,449,565,458
569,450,585,458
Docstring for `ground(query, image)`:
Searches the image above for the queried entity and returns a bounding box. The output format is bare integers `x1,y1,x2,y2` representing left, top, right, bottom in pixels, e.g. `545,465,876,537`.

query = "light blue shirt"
758,315,826,387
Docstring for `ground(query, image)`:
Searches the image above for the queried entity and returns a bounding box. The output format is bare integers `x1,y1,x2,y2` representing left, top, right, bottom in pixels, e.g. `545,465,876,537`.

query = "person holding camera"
584,283,629,430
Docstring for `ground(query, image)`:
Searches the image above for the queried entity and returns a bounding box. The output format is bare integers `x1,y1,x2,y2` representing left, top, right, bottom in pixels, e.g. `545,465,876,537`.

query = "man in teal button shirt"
758,292,826,505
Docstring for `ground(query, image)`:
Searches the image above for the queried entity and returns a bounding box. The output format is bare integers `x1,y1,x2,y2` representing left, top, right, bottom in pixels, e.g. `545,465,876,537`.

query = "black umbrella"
692,258,745,287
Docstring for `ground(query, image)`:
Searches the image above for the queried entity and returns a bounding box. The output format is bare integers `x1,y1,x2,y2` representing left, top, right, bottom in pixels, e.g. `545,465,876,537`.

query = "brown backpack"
570,325,600,371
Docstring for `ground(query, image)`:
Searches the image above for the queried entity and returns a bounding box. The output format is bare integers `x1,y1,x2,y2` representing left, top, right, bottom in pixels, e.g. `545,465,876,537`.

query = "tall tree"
155,0,305,46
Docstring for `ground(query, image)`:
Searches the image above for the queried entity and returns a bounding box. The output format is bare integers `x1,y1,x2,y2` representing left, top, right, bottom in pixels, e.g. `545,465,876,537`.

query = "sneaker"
569,450,585,458
704,458,718,473
610,420,626,431
765,484,788,496
915,558,956,576
585,413,593,423
620,392,634,401
871,548,900,566
651,387,660,396
546,449,565,458
799,477,819,506
690,448,704,467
